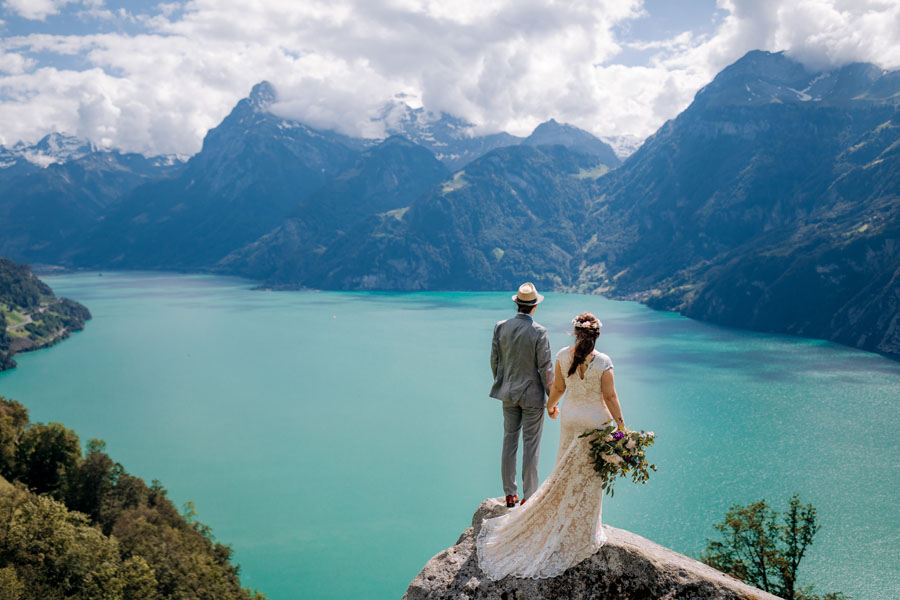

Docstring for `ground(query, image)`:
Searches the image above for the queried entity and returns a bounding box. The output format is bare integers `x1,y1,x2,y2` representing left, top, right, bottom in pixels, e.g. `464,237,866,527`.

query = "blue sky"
2,0,154,36
0,0,898,156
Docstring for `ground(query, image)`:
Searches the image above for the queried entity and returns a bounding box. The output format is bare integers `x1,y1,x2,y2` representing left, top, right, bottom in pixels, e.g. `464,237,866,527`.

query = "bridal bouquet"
579,425,657,497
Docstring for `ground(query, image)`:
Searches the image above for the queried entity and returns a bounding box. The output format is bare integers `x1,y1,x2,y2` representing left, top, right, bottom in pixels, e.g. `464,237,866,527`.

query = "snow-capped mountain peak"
370,100,522,169
599,134,645,160
9,133,96,167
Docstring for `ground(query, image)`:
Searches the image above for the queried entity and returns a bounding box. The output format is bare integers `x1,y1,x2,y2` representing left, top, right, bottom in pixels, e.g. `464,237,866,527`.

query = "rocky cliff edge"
403,498,782,600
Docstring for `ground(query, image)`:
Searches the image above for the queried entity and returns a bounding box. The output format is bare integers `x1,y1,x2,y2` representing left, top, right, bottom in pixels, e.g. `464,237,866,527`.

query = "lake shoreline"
1,258,92,372
33,264,900,364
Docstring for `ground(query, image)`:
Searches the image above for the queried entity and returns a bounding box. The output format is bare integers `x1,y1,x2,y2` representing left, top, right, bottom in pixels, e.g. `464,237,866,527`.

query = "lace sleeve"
597,353,613,371
556,347,570,375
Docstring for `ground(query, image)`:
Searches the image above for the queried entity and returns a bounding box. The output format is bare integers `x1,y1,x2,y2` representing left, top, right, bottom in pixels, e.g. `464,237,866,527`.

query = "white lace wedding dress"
475,346,615,580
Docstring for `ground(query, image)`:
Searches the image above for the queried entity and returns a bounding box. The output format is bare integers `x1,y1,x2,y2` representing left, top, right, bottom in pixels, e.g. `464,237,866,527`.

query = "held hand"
548,406,559,419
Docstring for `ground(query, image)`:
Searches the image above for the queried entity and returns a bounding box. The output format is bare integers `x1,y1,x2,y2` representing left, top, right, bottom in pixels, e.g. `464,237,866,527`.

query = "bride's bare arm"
547,360,566,418
600,369,626,430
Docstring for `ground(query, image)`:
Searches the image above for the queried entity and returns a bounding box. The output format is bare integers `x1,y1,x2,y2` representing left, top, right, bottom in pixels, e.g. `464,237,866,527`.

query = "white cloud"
3,0,75,20
771,0,900,69
651,0,900,76
0,0,898,157
76,7,116,21
0,51,34,73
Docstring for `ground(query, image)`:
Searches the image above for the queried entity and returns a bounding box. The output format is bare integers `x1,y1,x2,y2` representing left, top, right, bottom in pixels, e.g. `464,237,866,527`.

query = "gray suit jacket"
490,313,554,408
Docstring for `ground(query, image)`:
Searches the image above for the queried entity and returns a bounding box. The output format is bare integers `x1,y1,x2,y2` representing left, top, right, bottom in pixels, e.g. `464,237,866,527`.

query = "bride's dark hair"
567,312,601,377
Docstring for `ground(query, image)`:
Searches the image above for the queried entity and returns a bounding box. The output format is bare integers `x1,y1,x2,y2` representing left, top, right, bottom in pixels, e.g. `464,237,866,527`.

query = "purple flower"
613,431,625,441
625,456,634,464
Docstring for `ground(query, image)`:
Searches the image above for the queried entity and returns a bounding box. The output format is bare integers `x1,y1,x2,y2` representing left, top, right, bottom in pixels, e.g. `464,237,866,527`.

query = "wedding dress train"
476,347,615,580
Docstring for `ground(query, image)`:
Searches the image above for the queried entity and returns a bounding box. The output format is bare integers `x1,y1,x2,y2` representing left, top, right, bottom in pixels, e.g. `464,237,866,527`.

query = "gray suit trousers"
501,401,545,500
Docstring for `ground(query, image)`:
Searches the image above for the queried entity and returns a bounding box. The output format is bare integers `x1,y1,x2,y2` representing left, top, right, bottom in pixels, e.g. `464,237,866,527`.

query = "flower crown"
572,317,602,330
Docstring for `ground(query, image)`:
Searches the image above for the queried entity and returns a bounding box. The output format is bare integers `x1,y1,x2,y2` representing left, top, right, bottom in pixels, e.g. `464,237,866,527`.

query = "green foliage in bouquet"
579,424,657,497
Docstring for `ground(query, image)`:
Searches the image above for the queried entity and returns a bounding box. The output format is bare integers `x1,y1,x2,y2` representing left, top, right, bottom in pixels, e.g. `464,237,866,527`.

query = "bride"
476,311,627,580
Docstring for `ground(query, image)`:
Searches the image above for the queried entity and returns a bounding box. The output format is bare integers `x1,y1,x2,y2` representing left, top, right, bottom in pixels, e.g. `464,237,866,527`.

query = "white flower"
601,453,623,465
646,431,655,438
625,439,636,449
572,317,603,330
602,435,613,442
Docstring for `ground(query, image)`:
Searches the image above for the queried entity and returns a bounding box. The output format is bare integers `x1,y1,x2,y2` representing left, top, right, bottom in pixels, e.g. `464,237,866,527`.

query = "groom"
490,282,554,508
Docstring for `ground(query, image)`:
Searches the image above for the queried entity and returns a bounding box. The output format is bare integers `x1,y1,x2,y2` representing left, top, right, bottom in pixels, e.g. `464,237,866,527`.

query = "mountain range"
0,133,183,264
0,50,897,358
58,82,621,271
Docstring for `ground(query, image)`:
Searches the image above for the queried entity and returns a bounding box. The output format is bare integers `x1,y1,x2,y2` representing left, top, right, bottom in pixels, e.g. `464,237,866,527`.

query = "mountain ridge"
576,50,900,356
69,83,360,269
217,134,451,282
0,145,183,265
17,82,615,273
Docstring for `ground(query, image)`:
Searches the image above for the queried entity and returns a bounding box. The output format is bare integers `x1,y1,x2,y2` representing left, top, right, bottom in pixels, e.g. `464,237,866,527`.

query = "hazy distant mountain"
74,81,358,269
582,50,900,355
0,142,182,264
11,133,97,167
0,147,36,177
2,132,184,170
523,119,621,168
374,101,523,170
373,101,621,169
599,134,644,160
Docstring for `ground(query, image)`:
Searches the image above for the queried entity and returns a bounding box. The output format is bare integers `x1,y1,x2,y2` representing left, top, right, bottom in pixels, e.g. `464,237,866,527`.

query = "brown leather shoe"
505,494,519,508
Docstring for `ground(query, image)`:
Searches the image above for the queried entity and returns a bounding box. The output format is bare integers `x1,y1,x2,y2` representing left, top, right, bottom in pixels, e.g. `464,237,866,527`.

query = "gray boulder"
403,498,782,600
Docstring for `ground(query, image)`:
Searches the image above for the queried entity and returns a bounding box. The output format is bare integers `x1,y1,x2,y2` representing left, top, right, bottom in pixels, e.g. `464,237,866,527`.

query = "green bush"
701,495,847,600
0,311,12,370
0,480,158,600
0,399,28,479
14,422,81,499
0,258,52,311
0,396,265,600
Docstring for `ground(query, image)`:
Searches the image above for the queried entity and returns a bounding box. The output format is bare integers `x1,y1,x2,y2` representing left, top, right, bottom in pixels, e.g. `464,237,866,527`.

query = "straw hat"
512,282,544,305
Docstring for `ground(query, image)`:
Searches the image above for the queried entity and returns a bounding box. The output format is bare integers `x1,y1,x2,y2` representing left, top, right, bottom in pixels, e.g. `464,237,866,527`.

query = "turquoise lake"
0,272,898,599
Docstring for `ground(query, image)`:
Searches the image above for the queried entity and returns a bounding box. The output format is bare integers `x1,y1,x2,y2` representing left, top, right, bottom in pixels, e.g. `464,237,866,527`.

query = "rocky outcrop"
404,498,782,600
